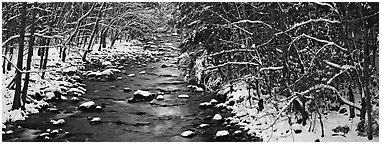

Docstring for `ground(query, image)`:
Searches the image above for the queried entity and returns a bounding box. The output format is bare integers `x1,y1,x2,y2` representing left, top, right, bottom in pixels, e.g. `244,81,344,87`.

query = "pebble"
181,130,196,138
178,94,190,98
215,130,229,137
213,114,223,120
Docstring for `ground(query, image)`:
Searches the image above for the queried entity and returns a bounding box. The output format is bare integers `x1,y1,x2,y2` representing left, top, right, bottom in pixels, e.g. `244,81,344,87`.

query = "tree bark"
12,2,27,110
21,3,36,108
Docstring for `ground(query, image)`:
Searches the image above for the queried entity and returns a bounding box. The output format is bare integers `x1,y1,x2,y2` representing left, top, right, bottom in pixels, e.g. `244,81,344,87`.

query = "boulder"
127,74,136,77
139,71,147,74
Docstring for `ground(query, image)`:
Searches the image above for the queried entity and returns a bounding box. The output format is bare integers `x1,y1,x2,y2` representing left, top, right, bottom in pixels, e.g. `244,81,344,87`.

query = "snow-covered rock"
102,61,112,66
133,90,154,101
61,96,68,101
210,99,218,104
181,130,196,138
71,97,79,101
6,130,13,134
78,101,96,110
233,130,242,136
50,129,59,134
67,88,85,95
215,130,229,137
156,95,164,100
199,124,210,128
95,106,103,111
50,119,65,126
215,103,227,109
123,87,131,92
213,114,223,121
195,87,204,92
199,102,212,108
178,94,190,98
90,117,102,125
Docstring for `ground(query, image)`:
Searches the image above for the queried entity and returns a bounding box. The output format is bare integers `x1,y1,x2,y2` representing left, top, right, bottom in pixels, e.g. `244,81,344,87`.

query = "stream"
2,33,245,142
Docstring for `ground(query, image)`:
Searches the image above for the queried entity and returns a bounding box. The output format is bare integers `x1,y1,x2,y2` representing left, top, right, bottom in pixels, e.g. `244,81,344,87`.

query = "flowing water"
2,34,237,142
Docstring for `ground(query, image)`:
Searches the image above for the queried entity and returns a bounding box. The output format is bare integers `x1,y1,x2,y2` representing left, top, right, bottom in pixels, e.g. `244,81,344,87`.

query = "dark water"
2,34,238,142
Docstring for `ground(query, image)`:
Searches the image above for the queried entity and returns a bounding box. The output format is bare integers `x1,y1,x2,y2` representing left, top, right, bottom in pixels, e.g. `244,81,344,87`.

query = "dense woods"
176,2,379,140
1,2,379,142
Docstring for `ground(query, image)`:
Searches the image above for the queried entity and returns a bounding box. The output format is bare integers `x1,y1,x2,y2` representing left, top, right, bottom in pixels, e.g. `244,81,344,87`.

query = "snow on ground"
2,39,148,124
220,80,379,142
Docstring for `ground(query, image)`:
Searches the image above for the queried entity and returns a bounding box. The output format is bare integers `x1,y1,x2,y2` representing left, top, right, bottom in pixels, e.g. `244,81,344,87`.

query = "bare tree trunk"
41,38,51,79
83,2,105,62
7,45,14,71
22,3,36,108
3,45,9,73
348,84,355,118
12,2,27,110
39,39,46,69
363,31,373,140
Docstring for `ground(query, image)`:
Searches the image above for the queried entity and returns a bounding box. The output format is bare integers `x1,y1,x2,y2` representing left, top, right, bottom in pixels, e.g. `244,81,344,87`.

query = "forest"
1,2,379,142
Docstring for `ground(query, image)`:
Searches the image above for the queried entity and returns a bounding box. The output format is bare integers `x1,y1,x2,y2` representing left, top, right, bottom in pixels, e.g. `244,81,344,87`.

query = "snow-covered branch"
231,20,272,29
204,62,259,71
300,34,348,52
208,49,258,57
259,66,283,71
275,18,341,35
261,83,361,130
2,33,63,47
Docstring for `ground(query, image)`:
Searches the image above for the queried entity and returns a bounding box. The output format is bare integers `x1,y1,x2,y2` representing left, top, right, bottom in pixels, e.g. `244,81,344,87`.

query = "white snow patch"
178,94,190,98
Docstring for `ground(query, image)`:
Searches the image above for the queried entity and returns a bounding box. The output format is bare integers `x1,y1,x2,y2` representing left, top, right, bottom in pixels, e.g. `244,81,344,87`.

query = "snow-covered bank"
211,80,379,142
